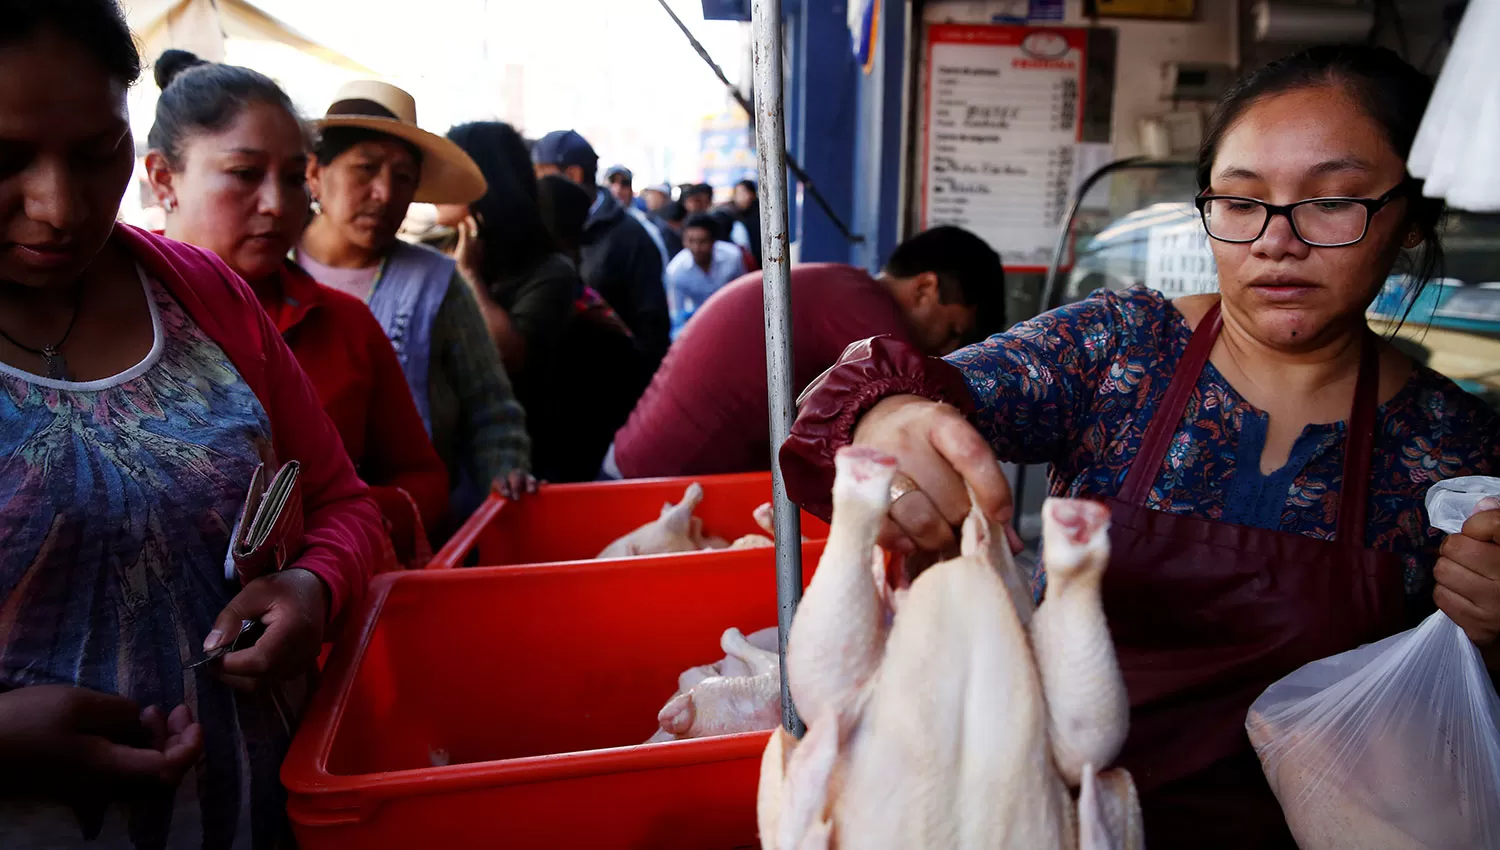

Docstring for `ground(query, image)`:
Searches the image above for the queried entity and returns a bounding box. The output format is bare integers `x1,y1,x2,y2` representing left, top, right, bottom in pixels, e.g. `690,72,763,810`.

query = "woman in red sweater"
0,2,384,843
143,50,448,566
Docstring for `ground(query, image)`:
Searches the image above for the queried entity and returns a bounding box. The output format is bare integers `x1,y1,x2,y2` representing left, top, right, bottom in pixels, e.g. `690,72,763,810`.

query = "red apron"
1102,303,1409,849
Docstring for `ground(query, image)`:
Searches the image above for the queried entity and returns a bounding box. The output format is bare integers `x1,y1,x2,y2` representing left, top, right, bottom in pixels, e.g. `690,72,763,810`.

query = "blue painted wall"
708,0,907,268
787,1,857,262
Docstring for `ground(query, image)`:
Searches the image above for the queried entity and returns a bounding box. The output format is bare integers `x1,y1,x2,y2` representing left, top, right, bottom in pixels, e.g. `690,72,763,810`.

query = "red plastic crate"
283,547,820,850
430,472,830,569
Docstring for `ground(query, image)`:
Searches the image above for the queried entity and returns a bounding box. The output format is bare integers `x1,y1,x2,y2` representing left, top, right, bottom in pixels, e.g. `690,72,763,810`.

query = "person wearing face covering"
526,174,652,482
295,82,533,524
782,45,1500,849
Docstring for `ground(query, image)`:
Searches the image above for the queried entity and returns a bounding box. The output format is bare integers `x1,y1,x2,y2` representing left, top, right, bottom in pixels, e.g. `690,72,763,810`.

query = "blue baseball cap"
603,164,633,183
532,130,599,174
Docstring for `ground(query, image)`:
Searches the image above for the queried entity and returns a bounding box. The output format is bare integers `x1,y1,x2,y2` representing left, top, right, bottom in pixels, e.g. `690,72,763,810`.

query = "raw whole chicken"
646,626,784,743
758,447,1142,850
731,501,813,549
598,483,728,558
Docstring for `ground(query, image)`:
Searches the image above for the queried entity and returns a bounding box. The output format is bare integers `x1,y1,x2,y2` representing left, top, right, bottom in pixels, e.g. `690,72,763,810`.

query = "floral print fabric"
0,272,285,849
946,286,1500,603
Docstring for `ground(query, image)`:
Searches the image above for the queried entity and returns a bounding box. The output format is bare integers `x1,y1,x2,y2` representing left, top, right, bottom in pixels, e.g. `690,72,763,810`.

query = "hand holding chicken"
758,447,1141,850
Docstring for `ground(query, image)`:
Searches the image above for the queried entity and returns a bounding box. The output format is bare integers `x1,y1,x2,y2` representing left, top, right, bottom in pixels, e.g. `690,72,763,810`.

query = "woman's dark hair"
1,0,141,84
1197,44,1445,321
148,50,302,167
313,127,423,170
683,213,720,236
446,121,556,282
537,174,593,260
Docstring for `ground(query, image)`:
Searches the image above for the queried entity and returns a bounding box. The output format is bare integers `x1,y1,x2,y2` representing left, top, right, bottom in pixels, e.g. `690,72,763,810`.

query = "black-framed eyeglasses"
1194,183,1408,248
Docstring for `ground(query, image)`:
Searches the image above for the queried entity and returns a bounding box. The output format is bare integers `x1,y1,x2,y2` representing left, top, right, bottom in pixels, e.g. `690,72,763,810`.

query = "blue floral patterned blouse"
946,286,1500,603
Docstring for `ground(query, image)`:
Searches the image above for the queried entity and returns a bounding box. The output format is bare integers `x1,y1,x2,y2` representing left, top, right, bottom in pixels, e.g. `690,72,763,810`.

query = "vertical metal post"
751,0,805,739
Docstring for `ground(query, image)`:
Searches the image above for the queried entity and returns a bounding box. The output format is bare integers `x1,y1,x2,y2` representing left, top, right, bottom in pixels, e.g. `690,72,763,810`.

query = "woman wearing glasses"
779,45,1500,848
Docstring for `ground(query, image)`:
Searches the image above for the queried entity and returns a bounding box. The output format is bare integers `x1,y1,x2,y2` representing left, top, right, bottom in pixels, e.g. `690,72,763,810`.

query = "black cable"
653,0,865,244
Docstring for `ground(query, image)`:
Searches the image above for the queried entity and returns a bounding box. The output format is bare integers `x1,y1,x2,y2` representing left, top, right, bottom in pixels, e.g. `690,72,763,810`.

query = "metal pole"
750,0,805,739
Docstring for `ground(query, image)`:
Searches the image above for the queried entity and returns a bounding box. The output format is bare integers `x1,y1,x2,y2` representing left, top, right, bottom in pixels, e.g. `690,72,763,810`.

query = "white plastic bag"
1246,478,1500,850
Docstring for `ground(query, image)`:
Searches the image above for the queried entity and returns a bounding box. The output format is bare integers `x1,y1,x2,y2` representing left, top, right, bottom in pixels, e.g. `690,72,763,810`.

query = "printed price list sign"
920,24,1087,271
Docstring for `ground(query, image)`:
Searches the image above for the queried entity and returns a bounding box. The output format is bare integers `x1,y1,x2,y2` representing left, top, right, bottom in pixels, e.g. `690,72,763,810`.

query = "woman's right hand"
454,215,485,287
852,395,1014,555
0,685,202,800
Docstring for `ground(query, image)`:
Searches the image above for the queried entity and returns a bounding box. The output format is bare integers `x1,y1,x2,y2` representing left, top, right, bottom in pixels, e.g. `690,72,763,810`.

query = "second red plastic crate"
431,472,830,569
284,546,819,850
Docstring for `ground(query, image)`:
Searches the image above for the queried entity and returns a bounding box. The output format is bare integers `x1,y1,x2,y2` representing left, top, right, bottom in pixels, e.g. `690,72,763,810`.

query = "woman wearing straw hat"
296,81,534,527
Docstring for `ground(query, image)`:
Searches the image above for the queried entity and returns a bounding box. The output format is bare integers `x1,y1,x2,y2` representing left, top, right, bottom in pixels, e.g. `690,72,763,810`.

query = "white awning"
123,0,378,76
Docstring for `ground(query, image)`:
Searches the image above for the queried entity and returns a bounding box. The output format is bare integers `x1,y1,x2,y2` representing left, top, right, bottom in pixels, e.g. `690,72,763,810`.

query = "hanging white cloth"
1408,0,1500,213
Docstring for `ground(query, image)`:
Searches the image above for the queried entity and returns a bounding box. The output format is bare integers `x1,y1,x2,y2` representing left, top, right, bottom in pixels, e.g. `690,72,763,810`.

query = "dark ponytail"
1197,45,1445,319
147,49,303,167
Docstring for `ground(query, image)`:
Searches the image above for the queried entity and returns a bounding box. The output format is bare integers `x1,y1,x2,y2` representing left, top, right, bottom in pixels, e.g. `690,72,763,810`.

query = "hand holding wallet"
229,461,305,585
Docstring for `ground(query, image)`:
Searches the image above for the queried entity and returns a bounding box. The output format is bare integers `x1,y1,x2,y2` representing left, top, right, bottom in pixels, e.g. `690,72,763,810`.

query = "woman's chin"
1248,310,1346,350
234,249,288,284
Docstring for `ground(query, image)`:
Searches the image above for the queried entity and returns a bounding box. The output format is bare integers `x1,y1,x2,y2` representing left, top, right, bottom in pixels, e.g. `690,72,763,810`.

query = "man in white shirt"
664,213,747,338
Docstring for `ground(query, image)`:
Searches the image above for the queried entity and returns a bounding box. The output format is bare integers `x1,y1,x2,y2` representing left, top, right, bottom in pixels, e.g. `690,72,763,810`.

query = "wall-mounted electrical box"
1161,61,1235,101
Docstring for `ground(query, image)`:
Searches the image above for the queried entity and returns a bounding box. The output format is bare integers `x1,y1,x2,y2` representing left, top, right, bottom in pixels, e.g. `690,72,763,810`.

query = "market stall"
277,2,1500,849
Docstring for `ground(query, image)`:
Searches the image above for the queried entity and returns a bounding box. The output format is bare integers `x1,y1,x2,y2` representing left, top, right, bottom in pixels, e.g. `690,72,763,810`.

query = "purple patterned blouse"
946,286,1500,604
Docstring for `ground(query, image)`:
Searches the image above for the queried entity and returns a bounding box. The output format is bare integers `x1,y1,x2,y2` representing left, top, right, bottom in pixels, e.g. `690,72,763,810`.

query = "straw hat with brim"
314,80,486,206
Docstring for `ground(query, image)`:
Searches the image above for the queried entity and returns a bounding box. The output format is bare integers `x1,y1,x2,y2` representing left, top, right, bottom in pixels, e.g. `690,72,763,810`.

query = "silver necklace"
0,296,80,381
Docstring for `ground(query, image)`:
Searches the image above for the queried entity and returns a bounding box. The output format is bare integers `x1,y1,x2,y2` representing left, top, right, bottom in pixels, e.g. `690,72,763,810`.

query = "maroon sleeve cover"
779,335,975,521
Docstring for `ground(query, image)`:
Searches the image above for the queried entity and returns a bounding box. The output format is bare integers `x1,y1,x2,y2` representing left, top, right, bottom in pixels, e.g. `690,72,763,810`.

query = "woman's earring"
163,197,178,213
1404,231,1423,249
310,197,322,216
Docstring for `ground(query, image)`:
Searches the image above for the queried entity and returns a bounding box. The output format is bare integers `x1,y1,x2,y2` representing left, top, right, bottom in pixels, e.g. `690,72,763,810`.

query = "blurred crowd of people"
0,1,1008,845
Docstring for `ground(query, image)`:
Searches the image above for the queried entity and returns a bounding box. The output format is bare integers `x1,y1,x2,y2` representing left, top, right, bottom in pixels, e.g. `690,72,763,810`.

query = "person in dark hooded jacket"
532,175,652,481
532,130,669,370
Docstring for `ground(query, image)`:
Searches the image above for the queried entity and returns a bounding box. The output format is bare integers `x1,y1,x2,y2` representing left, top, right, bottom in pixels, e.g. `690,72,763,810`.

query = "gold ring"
889,472,921,504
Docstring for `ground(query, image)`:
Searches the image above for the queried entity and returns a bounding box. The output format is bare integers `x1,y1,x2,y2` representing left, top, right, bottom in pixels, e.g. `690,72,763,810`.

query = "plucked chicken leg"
783,447,895,724
598,483,710,557
1079,765,1145,850
1030,499,1129,787
657,672,783,740
648,627,787,744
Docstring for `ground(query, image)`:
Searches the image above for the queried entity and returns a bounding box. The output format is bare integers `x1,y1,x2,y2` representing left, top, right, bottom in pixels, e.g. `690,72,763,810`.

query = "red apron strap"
1120,302,1223,506
1336,332,1380,545
1120,299,1380,543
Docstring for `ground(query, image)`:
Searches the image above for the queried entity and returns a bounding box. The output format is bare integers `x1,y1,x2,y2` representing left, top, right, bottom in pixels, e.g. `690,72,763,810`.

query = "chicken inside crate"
752,447,1143,850
437,473,829,568
599,484,803,558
